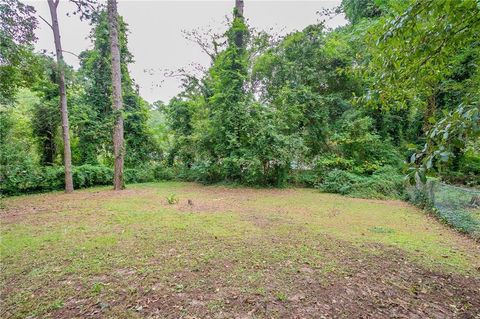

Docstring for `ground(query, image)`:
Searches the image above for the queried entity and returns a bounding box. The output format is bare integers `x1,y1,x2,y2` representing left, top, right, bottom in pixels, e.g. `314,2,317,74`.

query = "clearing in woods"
1,182,479,318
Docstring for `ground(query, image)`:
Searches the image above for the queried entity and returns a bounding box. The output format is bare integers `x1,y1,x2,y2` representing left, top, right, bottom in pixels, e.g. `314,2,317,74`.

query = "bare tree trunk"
108,0,124,190
47,0,74,193
234,0,245,48
235,0,244,17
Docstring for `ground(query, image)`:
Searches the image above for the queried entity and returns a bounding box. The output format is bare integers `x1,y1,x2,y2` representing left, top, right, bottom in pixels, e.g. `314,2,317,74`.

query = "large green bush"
317,166,404,199
288,169,318,187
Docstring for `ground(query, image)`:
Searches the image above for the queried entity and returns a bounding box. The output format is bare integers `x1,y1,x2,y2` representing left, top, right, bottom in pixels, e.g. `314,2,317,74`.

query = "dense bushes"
289,161,405,199
0,164,178,196
443,151,480,187
317,167,404,199
1,165,110,195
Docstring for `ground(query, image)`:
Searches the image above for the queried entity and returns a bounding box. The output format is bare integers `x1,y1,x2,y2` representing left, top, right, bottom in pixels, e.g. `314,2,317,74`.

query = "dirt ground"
1,182,479,318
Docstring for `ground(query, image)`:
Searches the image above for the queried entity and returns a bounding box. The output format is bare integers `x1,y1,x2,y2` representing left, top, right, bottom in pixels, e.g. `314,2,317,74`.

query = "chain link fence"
407,180,480,239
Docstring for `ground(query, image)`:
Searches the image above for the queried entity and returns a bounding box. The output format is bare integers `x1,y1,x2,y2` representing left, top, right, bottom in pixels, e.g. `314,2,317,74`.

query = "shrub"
288,169,318,187
152,165,175,181
315,155,354,179
186,160,221,184
124,167,155,184
317,169,362,195
350,167,405,199
0,163,187,196
184,157,290,187
73,165,113,188
405,182,433,209
0,165,115,195
166,193,179,204
447,152,480,186
317,166,404,199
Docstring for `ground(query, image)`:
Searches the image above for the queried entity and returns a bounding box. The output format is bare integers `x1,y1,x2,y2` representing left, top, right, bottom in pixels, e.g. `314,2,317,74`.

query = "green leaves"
409,102,480,184
76,10,158,167
358,0,480,111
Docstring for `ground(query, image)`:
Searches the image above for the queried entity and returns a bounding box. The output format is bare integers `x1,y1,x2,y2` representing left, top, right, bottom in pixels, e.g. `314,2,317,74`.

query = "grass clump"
166,193,179,205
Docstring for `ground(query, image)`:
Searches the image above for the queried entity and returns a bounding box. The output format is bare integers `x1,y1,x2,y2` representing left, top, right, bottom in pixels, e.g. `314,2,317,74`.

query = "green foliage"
0,89,40,195
318,167,404,199
166,193,179,205
77,10,158,167
0,159,182,195
0,164,176,196
406,184,433,210
124,166,158,184
2,0,478,201
435,207,480,238
151,164,175,181
456,150,480,186
358,0,480,111
406,181,480,238
355,0,480,184
0,0,40,104
72,165,114,188
30,56,65,165
332,110,401,172
315,155,354,178
253,24,358,159
407,102,480,186
90,282,104,296
162,13,304,186
163,17,392,188
341,0,385,24
288,170,318,188
0,165,107,195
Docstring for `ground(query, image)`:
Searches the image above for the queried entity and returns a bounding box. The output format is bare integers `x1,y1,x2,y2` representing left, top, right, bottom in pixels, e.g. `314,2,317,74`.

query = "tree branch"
419,18,479,68
39,15,53,30
62,50,79,58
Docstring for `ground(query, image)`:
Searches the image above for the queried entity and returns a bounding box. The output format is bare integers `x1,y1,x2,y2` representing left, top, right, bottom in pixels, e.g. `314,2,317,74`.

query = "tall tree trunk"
235,0,244,17
234,0,245,48
47,0,74,193
108,0,124,190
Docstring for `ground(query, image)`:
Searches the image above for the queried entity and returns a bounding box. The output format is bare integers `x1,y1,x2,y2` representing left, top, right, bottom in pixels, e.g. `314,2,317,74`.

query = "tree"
31,57,62,166
204,1,250,163
45,0,74,193
107,0,124,190
77,10,156,168
253,24,361,159
355,0,480,182
0,0,40,104
341,0,384,24
234,0,245,47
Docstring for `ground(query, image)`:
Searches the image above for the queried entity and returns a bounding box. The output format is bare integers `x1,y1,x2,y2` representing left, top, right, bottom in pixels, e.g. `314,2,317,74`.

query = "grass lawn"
1,182,479,318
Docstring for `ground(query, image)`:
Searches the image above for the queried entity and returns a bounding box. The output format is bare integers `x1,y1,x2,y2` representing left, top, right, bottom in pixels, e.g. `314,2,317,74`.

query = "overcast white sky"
26,0,346,103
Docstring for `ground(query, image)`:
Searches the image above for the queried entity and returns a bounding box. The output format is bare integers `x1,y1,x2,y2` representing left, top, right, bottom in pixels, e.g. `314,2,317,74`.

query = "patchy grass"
1,182,479,318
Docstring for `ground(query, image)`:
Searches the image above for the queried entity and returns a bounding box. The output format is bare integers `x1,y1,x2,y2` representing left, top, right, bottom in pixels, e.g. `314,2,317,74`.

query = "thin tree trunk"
47,0,74,193
108,0,124,190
